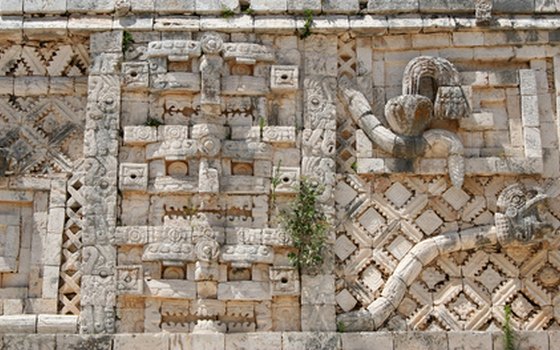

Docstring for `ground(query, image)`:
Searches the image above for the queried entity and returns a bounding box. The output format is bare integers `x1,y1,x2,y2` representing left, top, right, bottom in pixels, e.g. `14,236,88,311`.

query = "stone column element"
300,35,338,331
79,31,123,334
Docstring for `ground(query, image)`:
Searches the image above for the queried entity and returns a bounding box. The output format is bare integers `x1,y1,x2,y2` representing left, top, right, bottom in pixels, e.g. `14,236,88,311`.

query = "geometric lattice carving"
58,168,84,315
336,34,357,173
336,174,560,331
0,96,85,175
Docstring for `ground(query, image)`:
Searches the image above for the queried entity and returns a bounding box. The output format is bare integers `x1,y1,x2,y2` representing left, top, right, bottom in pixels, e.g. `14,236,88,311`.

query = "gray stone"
493,0,534,13
196,0,239,14
67,0,115,13
394,332,448,350
283,332,341,350
0,0,22,14
448,332,492,350
3,334,55,350
24,0,66,13
250,0,287,13
287,0,321,13
113,334,169,350
155,0,195,13
322,0,359,14
367,0,419,13
56,334,113,350
419,0,475,12
225,332,282,349
341,332,393,350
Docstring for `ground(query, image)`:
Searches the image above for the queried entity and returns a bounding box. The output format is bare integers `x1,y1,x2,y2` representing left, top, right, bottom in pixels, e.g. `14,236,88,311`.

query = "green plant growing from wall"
258,116,267,140
503,304,516,350
299,9,314,39
122,31,134,54
270,160,282,209
144,117,164,127
280,177,328,271
222,6,235,18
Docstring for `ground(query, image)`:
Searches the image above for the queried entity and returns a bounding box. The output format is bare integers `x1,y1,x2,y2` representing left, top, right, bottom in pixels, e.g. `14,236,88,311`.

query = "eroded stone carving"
347,184,555,330
338,56,468,188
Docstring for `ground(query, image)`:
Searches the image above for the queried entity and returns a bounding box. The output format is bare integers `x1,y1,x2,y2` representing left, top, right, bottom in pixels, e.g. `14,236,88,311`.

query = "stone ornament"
271,65,299,92
339,56,468,188
347,184,555,330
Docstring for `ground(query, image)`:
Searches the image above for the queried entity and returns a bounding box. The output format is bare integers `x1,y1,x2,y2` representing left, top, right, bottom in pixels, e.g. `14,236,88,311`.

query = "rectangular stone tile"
225,332,282,350
283,332,341,350
341,332,393,350
448,332,492,350
394,332,448,350
114,334,169,350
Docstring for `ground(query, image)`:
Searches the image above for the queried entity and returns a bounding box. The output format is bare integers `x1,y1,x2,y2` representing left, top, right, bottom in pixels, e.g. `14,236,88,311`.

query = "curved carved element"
353,185,552,330
402,56,469,120
338,76,465,187
495,184,552,245
338,76,426,159
423,129,465,188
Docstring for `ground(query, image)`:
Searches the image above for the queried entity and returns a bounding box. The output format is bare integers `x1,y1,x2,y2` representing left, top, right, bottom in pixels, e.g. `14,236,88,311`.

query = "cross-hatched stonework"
0,3,559,349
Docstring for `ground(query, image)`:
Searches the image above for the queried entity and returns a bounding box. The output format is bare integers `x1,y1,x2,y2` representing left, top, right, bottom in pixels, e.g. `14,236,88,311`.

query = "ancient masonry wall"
0,0,560,349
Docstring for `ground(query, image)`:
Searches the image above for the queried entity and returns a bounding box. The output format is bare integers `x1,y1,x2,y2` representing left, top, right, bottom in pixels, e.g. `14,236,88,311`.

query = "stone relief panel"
115,31,304,333
334,32,560,332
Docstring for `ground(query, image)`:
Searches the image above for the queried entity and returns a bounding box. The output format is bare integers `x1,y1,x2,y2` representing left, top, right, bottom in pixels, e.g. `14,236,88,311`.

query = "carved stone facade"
0,1,559,349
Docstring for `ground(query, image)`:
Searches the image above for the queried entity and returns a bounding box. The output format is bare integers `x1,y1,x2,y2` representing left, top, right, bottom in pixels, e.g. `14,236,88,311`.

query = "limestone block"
90,31,123,54
254,16,297,33
145,279,197,299
196,0,238,13
2,299,24,315
0,315,37,333
42,265,61,299
151,72,201,91
226,332,282,350
218,281,271,300
322,0,359,13
0,0,22,14
2,334,55,350
114,334,169,350
419,0,475,12
122,62,149,89
272,167,300,193
367,0,418,13
119,163,149,192
341,332,393,350
155,0,194,13
301,274,335,305
493,0,534,13
270,65,299,92
191,333,224,350
394,332,448,350
123,126,157,145
270,266,300,296
448,332,492,350
24,0,66,13
287,0,321,13
521,95,540,127
56,334,112,350
459,112,495,131
283,332,341,350
67,0,115,13
37,315,78,334
250,0,287,13
335,289,357,313
222,76,268,96
116,265,144,295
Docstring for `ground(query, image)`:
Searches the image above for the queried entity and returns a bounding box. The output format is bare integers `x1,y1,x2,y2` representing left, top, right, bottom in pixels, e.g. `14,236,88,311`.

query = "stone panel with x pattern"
335,174,560,331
